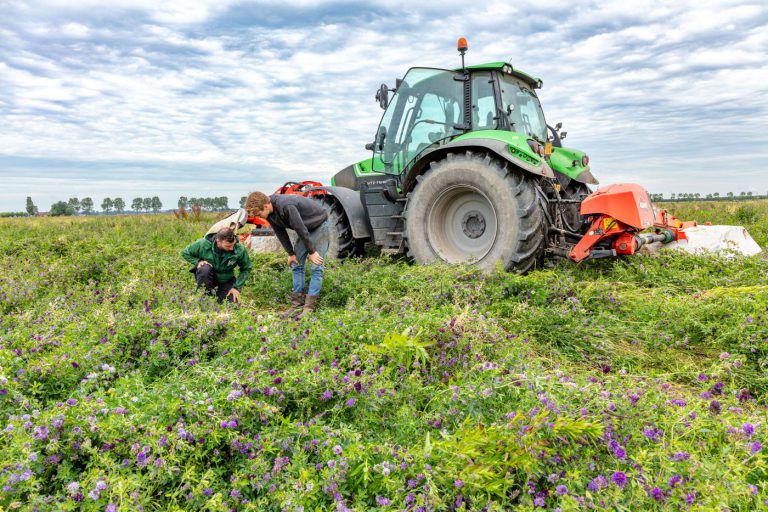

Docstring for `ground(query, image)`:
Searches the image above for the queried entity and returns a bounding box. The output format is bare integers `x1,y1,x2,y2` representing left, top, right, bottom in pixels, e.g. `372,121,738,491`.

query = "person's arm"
285,205,316,254
272,224,295,256
234,249,252,290
181,239,203,268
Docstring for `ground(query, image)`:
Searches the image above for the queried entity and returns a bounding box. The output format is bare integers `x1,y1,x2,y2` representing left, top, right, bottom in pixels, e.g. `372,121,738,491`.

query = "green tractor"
315,38,598,272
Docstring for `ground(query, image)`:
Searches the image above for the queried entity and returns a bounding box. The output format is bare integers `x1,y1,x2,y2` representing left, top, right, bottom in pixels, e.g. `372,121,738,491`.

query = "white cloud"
0,0,767,210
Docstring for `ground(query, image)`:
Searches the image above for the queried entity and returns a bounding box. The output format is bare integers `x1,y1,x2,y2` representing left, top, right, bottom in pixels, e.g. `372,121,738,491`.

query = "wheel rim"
426,185,497,263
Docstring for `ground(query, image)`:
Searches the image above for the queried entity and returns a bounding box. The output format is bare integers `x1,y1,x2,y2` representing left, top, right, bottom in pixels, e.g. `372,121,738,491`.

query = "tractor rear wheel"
403,151,546,273
321,195,362,261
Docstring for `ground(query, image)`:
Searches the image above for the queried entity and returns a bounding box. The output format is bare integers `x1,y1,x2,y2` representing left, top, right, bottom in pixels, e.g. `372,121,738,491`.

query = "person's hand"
227,288,241,303
197,260,210,269
287,255,298,267
308,252,323,266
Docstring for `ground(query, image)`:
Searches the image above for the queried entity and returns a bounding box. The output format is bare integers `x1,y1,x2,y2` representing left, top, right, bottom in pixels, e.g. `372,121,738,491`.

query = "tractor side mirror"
560,132,567,140
506,103,515,115
365,142,375,151
555,122,562,131
375,84,390,109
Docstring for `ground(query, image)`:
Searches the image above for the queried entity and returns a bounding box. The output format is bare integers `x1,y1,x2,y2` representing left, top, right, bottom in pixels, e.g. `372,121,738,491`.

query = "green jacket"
181,233,252,290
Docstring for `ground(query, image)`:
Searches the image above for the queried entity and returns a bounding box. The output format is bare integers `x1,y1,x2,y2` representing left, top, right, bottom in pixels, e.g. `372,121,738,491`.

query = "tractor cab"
371,62,549,176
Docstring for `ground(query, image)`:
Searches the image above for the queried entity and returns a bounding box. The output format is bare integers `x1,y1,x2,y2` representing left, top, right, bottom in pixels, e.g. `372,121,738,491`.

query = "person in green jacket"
181,227,252,303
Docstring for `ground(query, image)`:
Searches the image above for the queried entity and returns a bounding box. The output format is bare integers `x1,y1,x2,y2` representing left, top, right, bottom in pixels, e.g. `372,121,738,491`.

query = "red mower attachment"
568,184,691,262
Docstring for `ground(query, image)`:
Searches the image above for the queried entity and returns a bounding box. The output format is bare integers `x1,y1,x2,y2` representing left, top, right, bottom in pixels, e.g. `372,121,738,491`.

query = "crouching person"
246,191,329,319
181,227,252,303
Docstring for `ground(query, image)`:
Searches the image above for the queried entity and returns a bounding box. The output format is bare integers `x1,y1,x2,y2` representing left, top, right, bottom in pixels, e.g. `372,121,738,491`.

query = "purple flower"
66,398,78,406
588,475,607,491
203,488,213,497
609,440,627,460
750,441,762,455
709,400,721,415
671,451,690,462
611,471,627,489
375,496,390,506
533,496,546,507
743,423,755,437
454,479,463,488
327,459,336,468
230,489,241,500
322,390,332,400
555,485,568,496
650,486,664,501
668,474,682,488
106,504,117,512
345,398,356,407
333,445,343,455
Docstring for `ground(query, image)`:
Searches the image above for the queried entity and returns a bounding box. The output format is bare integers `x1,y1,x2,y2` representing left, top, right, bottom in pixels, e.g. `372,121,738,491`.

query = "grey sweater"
268,194,328,255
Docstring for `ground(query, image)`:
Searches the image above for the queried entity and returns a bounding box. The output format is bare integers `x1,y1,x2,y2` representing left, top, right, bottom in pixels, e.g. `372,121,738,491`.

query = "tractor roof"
461,61,543,89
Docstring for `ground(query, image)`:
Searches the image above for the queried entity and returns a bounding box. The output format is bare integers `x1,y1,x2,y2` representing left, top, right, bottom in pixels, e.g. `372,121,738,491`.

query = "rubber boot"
296,294,319,320
279,292,305,320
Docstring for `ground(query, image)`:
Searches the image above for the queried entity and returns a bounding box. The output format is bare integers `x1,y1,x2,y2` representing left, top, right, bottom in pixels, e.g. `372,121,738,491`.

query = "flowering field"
1,201,766,511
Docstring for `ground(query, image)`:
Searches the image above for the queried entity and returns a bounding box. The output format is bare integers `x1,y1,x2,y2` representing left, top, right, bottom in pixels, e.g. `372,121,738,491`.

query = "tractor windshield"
374,68,464,174
498,75,547,141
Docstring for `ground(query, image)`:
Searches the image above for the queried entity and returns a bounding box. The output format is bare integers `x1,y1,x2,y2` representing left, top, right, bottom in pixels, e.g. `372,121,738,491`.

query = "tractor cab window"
373,68,464,174
498,75,547,141
471,72,497,130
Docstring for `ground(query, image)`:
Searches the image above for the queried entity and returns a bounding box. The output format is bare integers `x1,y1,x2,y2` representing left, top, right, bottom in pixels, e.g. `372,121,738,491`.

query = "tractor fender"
310,186,372,240
402,138,555,193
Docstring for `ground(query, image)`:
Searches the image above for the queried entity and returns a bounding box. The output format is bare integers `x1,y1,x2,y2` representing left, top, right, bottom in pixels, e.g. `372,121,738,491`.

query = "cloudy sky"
1,0,767,211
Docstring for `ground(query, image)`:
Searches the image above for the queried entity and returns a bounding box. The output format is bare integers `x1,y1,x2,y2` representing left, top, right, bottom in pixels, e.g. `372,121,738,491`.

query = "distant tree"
747,191,753,197
141,197,151,212
81,197,94,214
50,201,75,216
178,196,188,209
113,197,126,213
68,197,81,214
131,198,143,212
150,196,162,213
713,192,720,199
239,196,247,208
101,197,113,213
727,192,734,198
670,193,676,200
218,196,229,210
25,197,38,216
694,193,700,200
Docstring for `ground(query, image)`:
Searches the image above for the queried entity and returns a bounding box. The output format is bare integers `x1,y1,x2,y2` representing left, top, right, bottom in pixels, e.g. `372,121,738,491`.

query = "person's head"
245,191,272,219
215,227,236,252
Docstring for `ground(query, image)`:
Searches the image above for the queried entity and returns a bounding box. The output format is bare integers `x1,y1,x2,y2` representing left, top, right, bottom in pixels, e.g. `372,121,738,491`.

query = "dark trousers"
194,264,235,303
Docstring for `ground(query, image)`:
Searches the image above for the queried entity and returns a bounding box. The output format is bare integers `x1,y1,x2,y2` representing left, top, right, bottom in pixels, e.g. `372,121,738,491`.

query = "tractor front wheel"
404,152,546,273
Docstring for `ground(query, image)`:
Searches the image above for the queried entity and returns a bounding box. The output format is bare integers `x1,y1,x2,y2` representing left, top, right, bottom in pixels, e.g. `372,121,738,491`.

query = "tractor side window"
471,72,496,130
499,76,547,140
373,68,465,174
408,93,460,159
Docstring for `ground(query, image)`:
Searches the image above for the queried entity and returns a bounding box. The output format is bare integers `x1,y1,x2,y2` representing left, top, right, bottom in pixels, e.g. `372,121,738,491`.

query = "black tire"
403,151,546,273
320,196,363,261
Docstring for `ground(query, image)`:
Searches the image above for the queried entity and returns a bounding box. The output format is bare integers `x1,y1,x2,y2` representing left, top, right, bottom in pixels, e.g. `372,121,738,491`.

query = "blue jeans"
292,219,330,296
